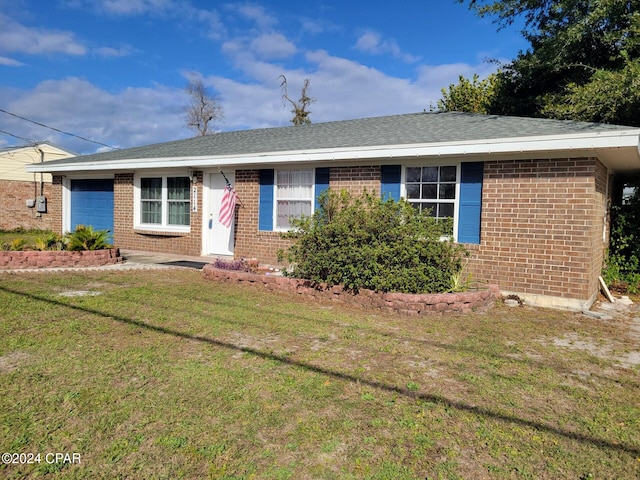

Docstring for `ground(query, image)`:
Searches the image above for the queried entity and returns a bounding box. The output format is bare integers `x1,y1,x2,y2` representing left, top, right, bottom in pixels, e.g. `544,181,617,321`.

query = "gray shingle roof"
36,111,637,168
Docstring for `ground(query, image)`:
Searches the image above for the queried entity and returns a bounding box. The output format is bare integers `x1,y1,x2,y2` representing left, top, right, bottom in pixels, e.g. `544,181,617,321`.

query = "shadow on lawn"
172,288,640,390
3,284,639,458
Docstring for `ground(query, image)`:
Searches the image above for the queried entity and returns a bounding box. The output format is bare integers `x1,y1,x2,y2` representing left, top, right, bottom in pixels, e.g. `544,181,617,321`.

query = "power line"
0,128,35,145
0,108,120,150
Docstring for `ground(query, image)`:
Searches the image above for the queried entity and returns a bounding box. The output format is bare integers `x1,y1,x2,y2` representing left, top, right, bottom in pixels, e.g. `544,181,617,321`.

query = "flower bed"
202,264,500,314
0,248,122,270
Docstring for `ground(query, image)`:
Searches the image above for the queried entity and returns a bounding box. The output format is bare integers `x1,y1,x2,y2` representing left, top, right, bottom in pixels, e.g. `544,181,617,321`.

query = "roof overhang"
25,129,640,174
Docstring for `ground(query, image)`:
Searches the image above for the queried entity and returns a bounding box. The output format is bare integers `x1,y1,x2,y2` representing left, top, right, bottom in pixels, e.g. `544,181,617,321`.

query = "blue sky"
0,0,528,154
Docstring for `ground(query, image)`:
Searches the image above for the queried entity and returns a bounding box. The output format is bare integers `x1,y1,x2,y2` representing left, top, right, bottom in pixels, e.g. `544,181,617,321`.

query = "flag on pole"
218,184,237,228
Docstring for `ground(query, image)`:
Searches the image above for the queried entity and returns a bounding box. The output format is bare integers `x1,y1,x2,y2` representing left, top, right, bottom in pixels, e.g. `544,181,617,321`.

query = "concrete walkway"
119,249,221,270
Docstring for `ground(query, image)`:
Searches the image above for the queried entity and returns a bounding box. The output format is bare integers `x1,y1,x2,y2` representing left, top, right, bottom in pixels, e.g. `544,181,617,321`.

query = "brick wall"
0,179,59,231
329,166,380,196
234,160,608,305
49,176,62,234
112,172,203,255
233,170,292,263
233,166,381,263
465,157,606,305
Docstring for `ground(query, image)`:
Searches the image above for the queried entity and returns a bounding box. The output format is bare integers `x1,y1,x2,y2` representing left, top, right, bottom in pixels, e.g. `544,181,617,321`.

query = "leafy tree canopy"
437,73,499,114
452,0,640,126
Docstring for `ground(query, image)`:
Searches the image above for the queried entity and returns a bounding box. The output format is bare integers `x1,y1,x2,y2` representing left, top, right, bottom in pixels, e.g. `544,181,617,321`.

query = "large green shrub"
278,190,468,294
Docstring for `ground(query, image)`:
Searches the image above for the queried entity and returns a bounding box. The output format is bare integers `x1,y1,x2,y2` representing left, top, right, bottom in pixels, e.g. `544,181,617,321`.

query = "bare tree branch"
279,75,315,126
184,78,224,136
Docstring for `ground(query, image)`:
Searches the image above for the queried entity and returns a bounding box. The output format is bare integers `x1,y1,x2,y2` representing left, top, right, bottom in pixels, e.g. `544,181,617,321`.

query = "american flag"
218,184,237,228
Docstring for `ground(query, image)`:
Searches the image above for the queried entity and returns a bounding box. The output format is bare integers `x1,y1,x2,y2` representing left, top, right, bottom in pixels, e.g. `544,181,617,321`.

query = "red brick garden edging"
0,248,122,269
202,264,500,314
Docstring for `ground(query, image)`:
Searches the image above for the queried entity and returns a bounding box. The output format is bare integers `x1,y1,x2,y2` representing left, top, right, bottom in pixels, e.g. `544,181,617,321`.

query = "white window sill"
134,225,190,236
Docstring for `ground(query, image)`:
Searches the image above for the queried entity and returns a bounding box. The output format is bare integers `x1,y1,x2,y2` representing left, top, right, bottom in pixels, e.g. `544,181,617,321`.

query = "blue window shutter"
458,162,484,244
259,169,274,231
381,165,401,201
314,167,330,212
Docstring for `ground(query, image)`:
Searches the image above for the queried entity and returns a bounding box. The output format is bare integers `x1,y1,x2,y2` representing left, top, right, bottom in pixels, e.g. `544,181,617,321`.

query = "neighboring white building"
0,142,75,230
0,142,75,183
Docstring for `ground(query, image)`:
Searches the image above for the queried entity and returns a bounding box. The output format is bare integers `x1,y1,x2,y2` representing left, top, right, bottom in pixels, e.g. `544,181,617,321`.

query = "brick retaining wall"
0,248,122,269
203,264,500,314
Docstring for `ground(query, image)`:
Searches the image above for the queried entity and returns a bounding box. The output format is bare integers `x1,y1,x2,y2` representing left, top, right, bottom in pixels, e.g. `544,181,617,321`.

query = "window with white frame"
405,166,457,218
139,176,190,228
275,169,314,229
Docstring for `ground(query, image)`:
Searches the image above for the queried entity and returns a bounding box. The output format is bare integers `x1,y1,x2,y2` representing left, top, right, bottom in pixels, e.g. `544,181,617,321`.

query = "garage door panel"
70,179,114,241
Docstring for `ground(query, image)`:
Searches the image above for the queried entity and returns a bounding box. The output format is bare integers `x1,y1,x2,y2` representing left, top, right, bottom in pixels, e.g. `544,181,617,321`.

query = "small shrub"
34,232,65,251
3,238,28,251
64,225,112,251
278,189,468,294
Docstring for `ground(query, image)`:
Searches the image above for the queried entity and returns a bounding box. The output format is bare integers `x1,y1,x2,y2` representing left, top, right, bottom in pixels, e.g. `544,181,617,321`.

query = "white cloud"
0,55,24,66
103,0,175,15
416,62,500,93
303,50,429,120
0,14,87,56
232,3,277,30
0,0,505,155
190,7,226,41
63,0,226,40
249,33,296,59
208,75,284,130
354,31,420,63
62,0,175,16
0,77,190,154
299,17,336,35
94,44,136,58
211,48,503,130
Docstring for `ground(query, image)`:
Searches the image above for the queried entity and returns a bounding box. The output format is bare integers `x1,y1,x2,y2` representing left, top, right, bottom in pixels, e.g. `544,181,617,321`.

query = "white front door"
207,172,235,256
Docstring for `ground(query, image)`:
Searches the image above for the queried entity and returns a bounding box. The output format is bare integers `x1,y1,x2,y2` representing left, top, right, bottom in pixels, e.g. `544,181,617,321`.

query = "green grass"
0,229,52,249
0,269,639,479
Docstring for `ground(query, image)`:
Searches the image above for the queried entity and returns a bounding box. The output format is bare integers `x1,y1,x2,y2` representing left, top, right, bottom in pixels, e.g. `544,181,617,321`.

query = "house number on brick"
192,186,198,212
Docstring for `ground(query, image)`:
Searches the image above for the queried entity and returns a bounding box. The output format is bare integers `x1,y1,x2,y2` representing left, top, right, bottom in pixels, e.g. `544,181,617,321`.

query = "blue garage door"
70,179,114,241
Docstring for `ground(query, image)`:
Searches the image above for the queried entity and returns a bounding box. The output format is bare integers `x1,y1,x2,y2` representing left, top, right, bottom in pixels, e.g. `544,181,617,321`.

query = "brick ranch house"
26,112,640,310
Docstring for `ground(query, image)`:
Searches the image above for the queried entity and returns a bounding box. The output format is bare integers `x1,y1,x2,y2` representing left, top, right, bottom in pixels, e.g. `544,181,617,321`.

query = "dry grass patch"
0,269,638,479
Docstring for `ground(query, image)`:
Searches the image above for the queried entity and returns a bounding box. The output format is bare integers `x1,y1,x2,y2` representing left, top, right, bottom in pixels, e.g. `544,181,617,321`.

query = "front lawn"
0,269,638,479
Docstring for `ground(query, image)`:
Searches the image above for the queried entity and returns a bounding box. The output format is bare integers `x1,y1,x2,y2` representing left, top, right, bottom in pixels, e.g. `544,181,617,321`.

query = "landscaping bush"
0,226,112,252
34,232,65,251
64,225,112,251
1,238,28,251
278,190,468,294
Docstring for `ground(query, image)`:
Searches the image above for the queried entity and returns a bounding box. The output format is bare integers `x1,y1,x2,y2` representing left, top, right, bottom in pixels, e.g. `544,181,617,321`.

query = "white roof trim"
26,129,640,173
